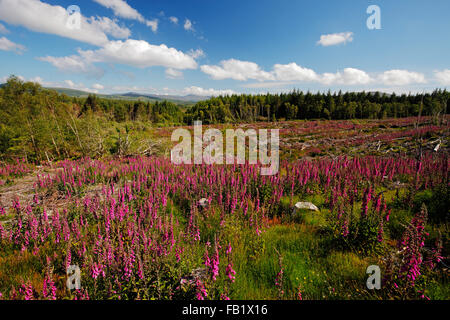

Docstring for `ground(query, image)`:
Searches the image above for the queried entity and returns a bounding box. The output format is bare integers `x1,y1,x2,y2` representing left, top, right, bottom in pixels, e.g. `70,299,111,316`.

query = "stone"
293,201,319,213
180,267,208,286
198,198,209,208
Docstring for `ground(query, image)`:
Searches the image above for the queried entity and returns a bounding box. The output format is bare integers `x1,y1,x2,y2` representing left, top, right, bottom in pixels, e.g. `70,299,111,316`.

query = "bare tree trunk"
25,117,39,161
67,113,84,155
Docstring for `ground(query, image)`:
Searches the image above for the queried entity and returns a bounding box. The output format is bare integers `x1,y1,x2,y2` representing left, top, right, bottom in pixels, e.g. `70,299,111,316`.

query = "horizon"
3,74,449,99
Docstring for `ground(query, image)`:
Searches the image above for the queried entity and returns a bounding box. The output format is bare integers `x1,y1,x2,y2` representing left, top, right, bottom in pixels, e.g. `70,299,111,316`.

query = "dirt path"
0,166,60,214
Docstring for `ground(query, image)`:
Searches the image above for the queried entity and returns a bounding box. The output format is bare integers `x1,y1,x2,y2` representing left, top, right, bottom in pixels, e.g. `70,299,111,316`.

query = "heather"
0,153,448,300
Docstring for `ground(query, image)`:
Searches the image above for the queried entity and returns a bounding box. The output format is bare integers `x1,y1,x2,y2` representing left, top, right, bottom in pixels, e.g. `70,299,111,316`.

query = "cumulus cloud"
0,36,25,54
169,16,178,24
184,19,194,31
92,83,105,90
40,39,199,78
1,75,48,85
272,63,319,82
201,59,274,81
0,23,9,34
434,69,450,86
93,0,158,32
0,0,112,46
165,68,183,79
145,20,158,32
38,54,104,78
188,48,205,59
1,74,102,93
63,79,101,93
317,32,353,47
80,39,198,70
378,70,426,86
201,59,429,88
321,68,372,85
182,86,235,97
242,81,294,89
89,16,131,39
93,0,142,20
201,60,370,85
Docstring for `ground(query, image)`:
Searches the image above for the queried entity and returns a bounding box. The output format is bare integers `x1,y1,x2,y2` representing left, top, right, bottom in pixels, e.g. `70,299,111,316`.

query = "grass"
231,222,379,300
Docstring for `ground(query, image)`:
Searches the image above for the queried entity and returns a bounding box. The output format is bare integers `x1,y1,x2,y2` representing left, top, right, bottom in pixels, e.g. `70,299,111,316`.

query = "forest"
0,75,448,162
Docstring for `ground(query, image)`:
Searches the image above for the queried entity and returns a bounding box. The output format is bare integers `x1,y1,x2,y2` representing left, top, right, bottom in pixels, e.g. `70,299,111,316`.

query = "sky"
0,0,450,96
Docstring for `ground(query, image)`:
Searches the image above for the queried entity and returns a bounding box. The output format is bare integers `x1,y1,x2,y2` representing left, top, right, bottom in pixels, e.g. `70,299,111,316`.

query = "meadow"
0,116,448,300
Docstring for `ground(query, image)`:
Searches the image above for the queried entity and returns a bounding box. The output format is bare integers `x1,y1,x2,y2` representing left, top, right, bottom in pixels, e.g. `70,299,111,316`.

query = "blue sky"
0,0,449,96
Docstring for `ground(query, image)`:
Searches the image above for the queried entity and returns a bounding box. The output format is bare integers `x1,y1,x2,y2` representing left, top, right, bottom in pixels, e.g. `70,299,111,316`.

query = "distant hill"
46,87,94,97
119,92,208,103
45,87,206,104
0,83,209,104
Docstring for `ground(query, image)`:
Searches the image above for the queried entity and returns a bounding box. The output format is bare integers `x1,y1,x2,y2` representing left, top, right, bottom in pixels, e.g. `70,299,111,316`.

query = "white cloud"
40,39,199,77
182,86,235,97
0,75,102,93
201,60,369,85
201,59,274,81
110,85,146,93
321,68,372,85
165,68,183,79
93,0,141,20
272,63,319,82
80,39,198,70
184,19,194,31
64,79,76,87
188,48,205,59
145,20,158,32
38,54,104,77
243,81,295,89
89,16,130,39
0,36,25,54
169,16,178,24
0,23,9,34
317,32,353,47
201,58,430,88
63,79,100,93
0,0,111,46
28,76,44,84
2,75,46,85
434,69,450,86
104,85,235,97
93,0,158,32
378,70,426,86
92,83,104,90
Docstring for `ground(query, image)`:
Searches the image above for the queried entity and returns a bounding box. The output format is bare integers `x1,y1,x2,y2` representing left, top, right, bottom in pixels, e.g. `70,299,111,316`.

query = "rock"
180,267,208,286
293,201,319,213
198,198,209,208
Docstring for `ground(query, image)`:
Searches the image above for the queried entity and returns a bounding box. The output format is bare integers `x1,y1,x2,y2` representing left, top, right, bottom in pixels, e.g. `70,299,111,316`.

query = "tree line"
0,76,179,162
0,76,448,162
185,89,449,124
